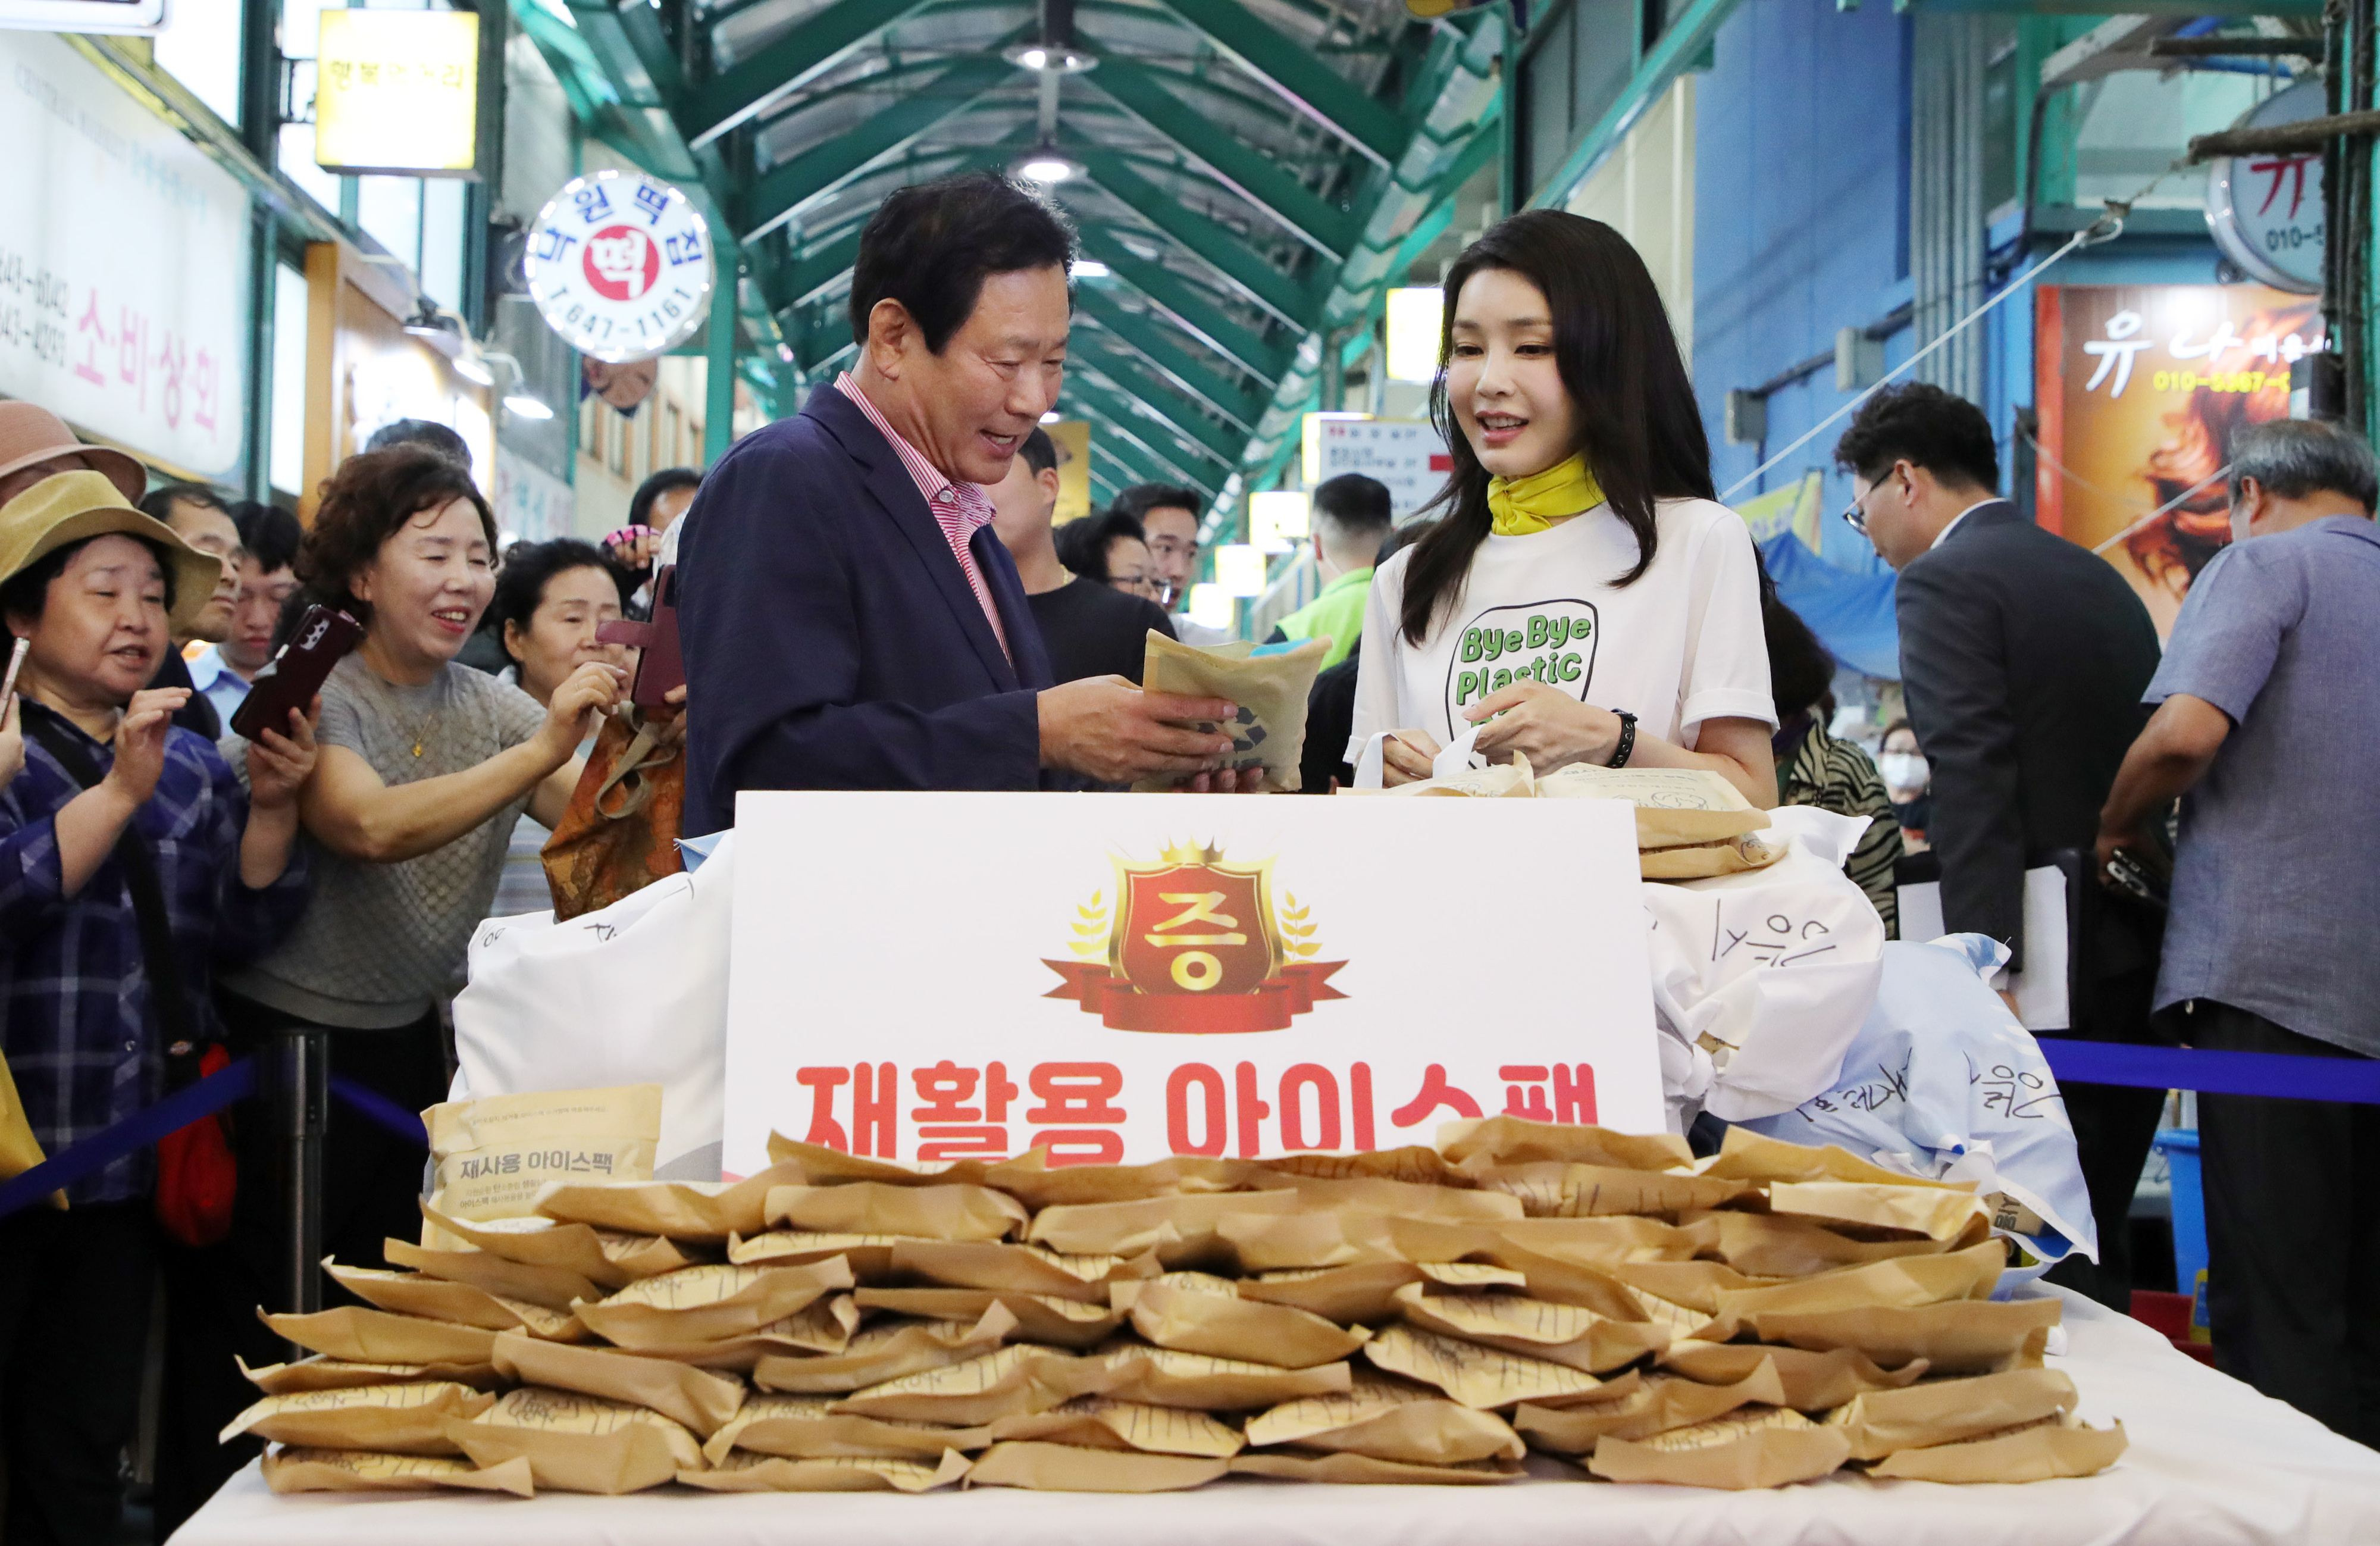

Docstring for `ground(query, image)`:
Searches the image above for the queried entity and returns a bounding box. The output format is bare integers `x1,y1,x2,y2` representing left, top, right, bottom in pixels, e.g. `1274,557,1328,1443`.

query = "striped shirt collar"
834,372,1010,658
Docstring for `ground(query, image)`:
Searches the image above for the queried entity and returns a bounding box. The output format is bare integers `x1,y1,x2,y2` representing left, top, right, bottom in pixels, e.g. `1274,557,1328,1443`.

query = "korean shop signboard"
722,793,1662,1173
0,30,249,479
2034,282,2320,637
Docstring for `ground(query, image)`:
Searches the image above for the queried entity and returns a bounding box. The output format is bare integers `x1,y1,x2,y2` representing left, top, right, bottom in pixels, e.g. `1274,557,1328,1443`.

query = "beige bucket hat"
0,402,147,504
0,470,222,636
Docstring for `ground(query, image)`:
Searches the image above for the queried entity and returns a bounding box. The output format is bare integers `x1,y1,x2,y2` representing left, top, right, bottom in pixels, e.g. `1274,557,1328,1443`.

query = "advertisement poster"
2035,283,2321,636
0,30,250,478
1047,418,1091,525
1314,418,1452,520
722,793,1662,1175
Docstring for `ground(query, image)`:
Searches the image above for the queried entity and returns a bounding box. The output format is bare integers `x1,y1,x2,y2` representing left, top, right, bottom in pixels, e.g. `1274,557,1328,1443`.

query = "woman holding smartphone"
1349,211,1777,804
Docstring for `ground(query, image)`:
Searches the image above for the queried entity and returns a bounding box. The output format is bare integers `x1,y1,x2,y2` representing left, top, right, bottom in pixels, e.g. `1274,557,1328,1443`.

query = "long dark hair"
1399,211,1714,646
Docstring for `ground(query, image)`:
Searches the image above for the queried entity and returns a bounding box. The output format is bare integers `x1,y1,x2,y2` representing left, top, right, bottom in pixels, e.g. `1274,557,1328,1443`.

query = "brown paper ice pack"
1133,632,1327,794
1238,1262,1529,1325
765,1134,996,1187
1229,1451,1524,1485
1683,1209,1966,1279
1657,1341,1928,1410
855,1287,1126,1349
1512,1366,1787,1453
766,1181,1029,1241
1699,1125,1971,1190
1440,1118,1695,1172
966,1438,1231,1492
420,1204,701,1288
221,1382,495,1455
533,1165,801,1244
489,1330,746,1437
1592,1259,1786,1316
888,1239,1161,1301
753,1305,1018,1394
259,1447,535,1498
1473,1162,1763,1220
424,1085,661,1226
573,1260,853,1349
1745,1297,2061,1375
1099,1345,1351,1410
381,1238,602,1312
1391,1282,1665,1373
703,1393,992,1464
987,1397,1245,1457
1361,1324,1611,1410
322,1262,587,1341
237,1354,502,1395
1256,1147,1468,1187
1701,1240,2006,1326
1587,1407,1853,1488
1824,1367,2079,1460
1245,1373,1524,1464
727,1231,916,1278
262,1307,498,1367
977,1151,1258,1210
1121,1272,1371,1367
615,1294,862,1370
1766,1181,1993,1243
1867,1412,2127,1483
1028,1190,1305,1263
1532,762,1771,849
832,1345,1108,1425
679,1449,972,1492
443,1386,703,1494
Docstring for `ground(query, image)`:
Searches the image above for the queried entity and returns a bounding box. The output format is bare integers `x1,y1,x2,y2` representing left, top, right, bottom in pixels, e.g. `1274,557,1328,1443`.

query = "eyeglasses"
1842,475,1893,538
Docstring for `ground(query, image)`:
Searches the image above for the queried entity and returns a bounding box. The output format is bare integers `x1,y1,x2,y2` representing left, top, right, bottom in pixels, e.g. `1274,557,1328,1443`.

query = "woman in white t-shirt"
1349,210,1777,804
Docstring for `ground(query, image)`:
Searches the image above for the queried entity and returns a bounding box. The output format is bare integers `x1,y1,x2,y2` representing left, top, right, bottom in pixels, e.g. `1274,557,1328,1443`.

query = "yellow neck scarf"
1486,454,1605,536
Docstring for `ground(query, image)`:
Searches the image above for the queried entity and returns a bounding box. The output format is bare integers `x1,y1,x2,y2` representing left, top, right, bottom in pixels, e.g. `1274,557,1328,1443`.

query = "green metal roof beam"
1087,57,1358,261
1073,152,1314,329
678,0,940,149
1526,0,1737,209
1072,345,1244,467
1088,436,1170,495
1065,379,1223,493
1155,0,1415,169
775,230,863,311
737,55,1019,241
1076,234,1291,384
1075,289,1266,432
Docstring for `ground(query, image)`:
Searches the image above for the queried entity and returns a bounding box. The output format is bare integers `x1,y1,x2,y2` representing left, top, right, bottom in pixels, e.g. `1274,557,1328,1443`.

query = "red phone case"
230,605,364,741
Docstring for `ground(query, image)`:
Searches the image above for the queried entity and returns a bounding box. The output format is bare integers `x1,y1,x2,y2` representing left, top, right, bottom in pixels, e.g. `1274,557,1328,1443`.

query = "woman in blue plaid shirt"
0,470,315,1546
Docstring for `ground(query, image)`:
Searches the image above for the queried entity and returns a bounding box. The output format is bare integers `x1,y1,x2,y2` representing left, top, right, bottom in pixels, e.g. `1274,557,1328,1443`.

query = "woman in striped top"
1763,586,1903,936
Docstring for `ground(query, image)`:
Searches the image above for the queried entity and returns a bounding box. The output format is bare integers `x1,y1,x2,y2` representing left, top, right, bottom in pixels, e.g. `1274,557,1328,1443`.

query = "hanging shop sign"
1313,416,1452,521
0,0,163,34
2205,78,2325,296
1047,419,1092,525
0,30,248,478
524,170,714,364
721,793,1662,1172
2034,281,2322,637
313,9,481,177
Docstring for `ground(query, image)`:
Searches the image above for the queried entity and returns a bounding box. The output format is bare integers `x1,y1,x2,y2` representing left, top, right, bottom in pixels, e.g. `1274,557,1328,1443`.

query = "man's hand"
0,691,21,790
102,688,186,807
246,696,321,810
1038,677,1247,785
1465,681,1620,772
1379,729,1443,786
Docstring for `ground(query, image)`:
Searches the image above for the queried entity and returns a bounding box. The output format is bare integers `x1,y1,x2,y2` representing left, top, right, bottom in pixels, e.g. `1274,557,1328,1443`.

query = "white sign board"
525,170,714,364
0,30,249,477
0,0,164,35
722,793,1662,1176
1316,417,1451,521
2207,78,2324,296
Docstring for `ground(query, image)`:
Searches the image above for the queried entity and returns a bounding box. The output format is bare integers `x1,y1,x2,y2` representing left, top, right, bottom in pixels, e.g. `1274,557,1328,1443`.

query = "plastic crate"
2154,1127,2207,1338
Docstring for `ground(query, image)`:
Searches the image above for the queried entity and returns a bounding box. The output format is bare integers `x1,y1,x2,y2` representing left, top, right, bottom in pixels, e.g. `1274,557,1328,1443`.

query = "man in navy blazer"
677,173,1254,832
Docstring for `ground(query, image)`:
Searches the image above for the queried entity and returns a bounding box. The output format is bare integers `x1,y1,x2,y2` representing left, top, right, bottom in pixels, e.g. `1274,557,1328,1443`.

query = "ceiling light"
1019,46,1048,68
453,352,494,387
1073,259,1110,278
503,392,554,420
401,299,465,359
1001,41,1097,72
1019,155,1078,184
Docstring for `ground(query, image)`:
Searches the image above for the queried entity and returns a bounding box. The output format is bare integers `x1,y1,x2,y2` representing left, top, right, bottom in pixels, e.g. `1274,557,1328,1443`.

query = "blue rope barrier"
0,1054,257,1219
2038,1038,2380,1104
330,1075,429,1148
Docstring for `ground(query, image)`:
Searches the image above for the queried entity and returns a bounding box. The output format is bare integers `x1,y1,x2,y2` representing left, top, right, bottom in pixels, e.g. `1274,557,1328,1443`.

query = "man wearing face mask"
677,174,1257,827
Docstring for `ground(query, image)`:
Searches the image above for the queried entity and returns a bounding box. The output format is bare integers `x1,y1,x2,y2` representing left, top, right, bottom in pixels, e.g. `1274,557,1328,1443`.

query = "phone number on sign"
2152,370,2279,395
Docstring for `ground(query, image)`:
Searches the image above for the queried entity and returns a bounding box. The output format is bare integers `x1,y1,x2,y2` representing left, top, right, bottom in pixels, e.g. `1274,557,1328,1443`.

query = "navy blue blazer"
678,384,1056,832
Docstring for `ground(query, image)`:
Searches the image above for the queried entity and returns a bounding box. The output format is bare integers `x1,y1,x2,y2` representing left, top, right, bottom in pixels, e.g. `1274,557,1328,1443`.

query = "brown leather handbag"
539,709,685,921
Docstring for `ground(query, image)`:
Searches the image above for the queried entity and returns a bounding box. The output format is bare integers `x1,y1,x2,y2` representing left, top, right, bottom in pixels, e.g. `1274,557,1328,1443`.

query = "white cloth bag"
1642,806,1885,1127
450,833,738,1179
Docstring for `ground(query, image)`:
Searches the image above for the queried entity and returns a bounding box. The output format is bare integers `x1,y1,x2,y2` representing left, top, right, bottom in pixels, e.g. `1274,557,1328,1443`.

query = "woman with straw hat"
0,468,315,1545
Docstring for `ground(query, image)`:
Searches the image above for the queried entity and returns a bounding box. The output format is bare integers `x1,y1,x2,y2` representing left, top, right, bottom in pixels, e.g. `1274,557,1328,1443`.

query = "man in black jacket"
1837,384,2166,1308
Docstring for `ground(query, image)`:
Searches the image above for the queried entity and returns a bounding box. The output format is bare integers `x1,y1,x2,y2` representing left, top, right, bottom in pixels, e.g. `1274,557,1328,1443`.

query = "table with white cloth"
175,1287,2380,1546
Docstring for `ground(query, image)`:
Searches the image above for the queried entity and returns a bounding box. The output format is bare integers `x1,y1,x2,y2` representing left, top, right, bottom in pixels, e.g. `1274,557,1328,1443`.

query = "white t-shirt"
1346,496,1775,763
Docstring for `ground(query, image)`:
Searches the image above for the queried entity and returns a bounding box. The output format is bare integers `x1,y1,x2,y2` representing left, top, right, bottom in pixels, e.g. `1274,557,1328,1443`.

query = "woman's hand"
0,692,21,790
534,661,627,768
247,696,321,811
1464,682,1621,774
101,687,186,807
1379,729,1443,786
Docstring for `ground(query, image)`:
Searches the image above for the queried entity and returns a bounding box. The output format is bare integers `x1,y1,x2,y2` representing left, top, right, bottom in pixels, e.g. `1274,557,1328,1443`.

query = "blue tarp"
1761,530,1900,680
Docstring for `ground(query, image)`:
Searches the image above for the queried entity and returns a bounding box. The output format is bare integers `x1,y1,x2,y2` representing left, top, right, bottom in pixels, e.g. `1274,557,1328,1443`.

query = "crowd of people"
0,165,2374,1540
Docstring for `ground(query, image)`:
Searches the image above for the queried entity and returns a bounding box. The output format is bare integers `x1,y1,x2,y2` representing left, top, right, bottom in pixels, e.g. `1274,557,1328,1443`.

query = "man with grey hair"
2098,415,2380,1448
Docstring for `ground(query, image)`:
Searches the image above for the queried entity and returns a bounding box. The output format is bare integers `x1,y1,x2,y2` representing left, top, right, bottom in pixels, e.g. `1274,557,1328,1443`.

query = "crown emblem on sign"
1042,841,1346,1034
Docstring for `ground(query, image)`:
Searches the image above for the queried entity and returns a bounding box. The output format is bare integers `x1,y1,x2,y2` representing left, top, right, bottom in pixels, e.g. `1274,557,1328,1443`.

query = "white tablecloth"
172,1287,2380,1546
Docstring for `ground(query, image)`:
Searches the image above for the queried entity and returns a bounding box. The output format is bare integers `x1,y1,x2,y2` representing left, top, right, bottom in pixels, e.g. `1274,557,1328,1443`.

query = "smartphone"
2104,849,2169,913
230,605,363,741
593,565,683,710
1,635,26,708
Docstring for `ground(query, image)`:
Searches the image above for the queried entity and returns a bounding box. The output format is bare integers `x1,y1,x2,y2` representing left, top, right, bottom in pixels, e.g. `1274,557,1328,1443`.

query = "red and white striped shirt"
835,373,1010,659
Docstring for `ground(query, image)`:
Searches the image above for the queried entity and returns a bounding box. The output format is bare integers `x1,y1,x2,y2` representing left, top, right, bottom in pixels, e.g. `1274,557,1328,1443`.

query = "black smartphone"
230,605,363,741
2104,849,2169,912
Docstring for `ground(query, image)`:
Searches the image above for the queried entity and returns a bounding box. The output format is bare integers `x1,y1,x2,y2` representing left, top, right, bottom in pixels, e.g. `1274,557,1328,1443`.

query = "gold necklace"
410,703,439,758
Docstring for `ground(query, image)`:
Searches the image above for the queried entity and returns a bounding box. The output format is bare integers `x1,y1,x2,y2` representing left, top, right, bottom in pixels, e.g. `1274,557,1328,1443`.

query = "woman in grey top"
185,446,624,1507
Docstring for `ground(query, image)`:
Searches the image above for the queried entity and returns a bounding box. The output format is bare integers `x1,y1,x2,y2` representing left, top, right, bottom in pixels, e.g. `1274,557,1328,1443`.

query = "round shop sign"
525,170,715,362
2206,77,2325,295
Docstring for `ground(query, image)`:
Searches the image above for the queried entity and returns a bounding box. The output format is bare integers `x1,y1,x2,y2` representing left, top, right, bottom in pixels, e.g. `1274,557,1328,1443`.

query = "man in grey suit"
1836,383,2166,1309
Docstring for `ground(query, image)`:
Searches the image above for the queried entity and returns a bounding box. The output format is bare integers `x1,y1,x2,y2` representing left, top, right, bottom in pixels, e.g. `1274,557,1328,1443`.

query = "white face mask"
1880,752,1928,791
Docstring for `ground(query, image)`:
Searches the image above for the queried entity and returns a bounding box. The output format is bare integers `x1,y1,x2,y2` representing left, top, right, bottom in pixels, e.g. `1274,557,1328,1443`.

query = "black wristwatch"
1607,710,1638,768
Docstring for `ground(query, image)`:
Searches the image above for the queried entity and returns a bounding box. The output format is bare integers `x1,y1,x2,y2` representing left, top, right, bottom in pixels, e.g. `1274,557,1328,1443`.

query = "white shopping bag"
1642,807,1886,1128
452,833,738,1179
